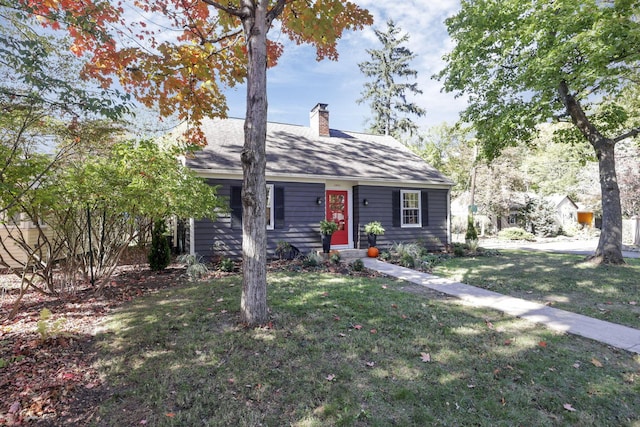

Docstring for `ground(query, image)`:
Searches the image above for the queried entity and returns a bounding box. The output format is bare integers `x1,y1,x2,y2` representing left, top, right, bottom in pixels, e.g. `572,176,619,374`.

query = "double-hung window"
401,190,421,227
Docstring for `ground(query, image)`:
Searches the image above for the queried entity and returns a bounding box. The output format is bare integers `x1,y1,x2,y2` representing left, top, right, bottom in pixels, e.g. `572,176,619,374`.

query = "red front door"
326,190,349,246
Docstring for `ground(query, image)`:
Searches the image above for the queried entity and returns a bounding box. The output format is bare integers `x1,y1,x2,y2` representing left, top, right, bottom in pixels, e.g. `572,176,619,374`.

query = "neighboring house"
183,103,454,259
544,194,579,229
452,192,581,235
0,213,53,270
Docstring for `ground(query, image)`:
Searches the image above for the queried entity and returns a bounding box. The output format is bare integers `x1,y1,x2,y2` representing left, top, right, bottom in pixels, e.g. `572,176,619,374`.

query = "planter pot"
367,233,377,248
321,234,332,253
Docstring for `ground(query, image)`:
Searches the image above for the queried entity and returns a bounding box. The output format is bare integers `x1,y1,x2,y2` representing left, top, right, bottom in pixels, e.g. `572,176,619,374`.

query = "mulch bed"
0,259,378,425
0,265,188,426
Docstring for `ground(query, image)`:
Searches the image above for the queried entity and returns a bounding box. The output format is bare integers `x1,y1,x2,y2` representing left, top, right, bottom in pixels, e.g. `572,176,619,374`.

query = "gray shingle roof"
185,117,454,186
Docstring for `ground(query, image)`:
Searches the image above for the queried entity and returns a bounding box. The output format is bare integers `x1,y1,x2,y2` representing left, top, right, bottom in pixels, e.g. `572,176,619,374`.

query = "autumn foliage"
17,0,373,146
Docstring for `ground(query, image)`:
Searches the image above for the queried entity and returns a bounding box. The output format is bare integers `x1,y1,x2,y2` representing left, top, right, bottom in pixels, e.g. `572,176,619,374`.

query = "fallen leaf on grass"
420,352,431,362
591,358,603,368
333,315,340,321
503,339,512,346
391,304,398,309
166,412,176,418
353,324,362,330
572,362,581,369
381,285,388,289
538,341,547,348
366,361,375,367
326,374,336,381
370,329,377,334
485,319,494,329
629,301,637,305
563,403,577,412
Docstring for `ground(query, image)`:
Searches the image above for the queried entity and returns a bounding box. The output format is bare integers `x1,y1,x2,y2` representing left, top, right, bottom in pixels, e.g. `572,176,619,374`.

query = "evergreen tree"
149,220,171,271
357,19,425,140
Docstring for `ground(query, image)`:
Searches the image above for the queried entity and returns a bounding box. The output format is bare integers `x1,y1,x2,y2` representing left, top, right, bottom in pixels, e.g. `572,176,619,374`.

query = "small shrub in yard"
351,258,364,271
452,242,466,257
379,249,391,261
498,227,536,241
217,257,235,272
329,251,341,264
37,308,66,342
177,253,209,281
391,242,423,260
303,252,323,267
420,253,445,270
400,253,415,268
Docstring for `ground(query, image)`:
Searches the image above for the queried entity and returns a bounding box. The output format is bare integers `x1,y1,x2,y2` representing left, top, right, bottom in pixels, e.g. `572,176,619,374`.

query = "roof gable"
185,117,453,186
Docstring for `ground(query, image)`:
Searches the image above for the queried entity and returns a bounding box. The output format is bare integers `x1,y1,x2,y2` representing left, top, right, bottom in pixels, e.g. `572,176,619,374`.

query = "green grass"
93,271,640,426
431,250,640,329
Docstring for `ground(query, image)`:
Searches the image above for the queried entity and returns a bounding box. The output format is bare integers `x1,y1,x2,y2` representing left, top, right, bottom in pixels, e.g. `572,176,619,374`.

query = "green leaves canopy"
53,139,224,221
437,0,640,159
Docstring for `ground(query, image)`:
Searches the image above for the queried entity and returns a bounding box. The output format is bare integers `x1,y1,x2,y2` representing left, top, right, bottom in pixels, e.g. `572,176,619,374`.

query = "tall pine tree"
357,19,425,140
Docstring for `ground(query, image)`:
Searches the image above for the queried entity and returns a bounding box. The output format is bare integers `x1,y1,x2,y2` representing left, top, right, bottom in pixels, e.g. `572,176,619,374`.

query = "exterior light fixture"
363,199,369,206
316,197,323,205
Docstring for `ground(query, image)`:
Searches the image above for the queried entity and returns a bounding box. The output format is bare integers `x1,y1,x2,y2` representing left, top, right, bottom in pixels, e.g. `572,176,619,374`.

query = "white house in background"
544,194,579,229
451,192,581,235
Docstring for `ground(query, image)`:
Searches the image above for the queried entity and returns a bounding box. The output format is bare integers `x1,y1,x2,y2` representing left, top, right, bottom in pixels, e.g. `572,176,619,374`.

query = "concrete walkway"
362,258,640,354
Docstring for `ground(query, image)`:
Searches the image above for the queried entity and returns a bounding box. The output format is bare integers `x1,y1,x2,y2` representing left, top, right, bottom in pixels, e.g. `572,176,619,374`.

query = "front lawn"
431,250,640,329
91,271,640,426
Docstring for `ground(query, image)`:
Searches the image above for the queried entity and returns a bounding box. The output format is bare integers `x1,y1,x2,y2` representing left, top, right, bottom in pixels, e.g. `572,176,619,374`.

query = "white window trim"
400,189,422,228
266,184,274,230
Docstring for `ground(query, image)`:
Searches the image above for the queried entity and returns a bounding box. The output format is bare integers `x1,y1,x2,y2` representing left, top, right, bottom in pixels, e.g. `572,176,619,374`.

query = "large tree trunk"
558,80,624,264
591,140,625,264
239,0,269,325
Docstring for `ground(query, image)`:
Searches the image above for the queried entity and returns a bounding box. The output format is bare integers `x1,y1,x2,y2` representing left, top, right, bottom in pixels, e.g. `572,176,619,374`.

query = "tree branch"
612,126,640,144
557,79,604,146
267,0,288,26
201,0,245,18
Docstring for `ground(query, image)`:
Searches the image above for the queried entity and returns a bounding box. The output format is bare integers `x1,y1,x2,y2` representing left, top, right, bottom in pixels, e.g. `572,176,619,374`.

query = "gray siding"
194,180,325,260
353,185,449,250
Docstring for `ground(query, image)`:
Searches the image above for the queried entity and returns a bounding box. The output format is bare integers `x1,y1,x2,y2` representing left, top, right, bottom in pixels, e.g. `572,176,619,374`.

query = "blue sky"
222,0,465,134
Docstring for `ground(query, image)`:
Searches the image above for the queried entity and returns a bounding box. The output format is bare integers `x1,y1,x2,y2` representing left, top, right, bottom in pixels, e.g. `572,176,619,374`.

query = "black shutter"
421,190,429,227
274,187,285,229
230,186,242,229
392,190,400,227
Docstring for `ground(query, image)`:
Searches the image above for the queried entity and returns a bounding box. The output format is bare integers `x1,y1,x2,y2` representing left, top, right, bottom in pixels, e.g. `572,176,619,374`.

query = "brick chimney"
310,103,330,137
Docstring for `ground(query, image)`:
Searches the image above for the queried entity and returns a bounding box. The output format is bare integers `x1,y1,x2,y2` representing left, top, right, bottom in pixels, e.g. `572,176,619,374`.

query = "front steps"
314,248,368,262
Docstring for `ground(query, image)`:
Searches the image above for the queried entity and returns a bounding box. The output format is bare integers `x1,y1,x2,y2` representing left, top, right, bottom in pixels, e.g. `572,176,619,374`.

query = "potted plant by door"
364,221,385,248
320,219,339,253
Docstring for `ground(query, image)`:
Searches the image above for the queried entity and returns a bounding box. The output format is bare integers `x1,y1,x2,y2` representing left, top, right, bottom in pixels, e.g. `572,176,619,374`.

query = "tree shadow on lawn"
86,273,640,427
